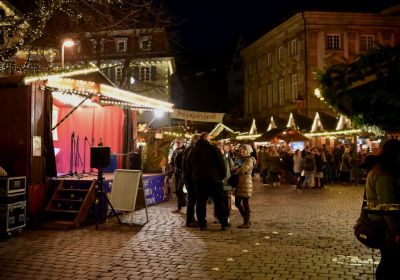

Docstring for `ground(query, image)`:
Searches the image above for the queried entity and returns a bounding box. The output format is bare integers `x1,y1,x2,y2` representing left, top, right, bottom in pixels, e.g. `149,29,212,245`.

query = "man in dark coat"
182,133,200,227
169,137,186,213
188,132,229,230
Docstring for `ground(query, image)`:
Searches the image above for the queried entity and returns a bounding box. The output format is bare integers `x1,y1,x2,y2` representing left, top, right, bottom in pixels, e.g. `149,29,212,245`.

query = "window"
291,39,298,56
115,38,127,52
116,66,123,81
360,35,374,51
326,34,341,50
100,39,105,53
258,88,263,112
247,63,255,76
279,79,285,105
8,31,13,38
90,39,97,53
26,60,40,73
267,53,272,68
0,31,4,45
267,83,273,108
139,66,151,82
139,35,152,50
291,74,298,101
278,47,284,62
0,9,5,20
132,65,156,82
257,58,262,72
262,86,267,108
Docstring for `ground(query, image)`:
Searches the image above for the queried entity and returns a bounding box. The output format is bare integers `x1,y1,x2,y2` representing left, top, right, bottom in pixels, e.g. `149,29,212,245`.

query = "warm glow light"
154,109,164,118
305,129,362,137
52,91,99,107
100,84,174,112
314,88,321,97
24,67,99,84
62,39,75,47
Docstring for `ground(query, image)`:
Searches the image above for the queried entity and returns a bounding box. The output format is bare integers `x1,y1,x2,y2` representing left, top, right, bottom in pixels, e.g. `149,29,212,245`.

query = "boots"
237,209,251,229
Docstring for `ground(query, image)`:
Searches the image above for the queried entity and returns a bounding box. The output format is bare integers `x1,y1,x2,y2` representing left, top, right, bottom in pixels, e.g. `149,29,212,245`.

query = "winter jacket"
235,156,256,198
340,153,352,172
188,139,226,184
366,164,400,237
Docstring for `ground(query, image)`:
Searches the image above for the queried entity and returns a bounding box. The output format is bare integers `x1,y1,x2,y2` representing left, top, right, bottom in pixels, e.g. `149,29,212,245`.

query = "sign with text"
171,109,224,123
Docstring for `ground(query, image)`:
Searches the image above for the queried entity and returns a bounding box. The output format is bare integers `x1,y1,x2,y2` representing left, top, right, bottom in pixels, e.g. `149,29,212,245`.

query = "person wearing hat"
233,144,256,229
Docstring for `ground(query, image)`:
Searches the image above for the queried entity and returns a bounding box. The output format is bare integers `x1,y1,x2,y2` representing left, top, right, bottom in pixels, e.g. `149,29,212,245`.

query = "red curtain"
54,106,124,174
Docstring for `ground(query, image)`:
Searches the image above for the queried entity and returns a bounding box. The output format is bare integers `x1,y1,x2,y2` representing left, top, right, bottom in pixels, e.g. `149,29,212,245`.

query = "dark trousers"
174,175,187,209
377,248,400,279
235,196,250,223
185,180,196,224
195,181,228,228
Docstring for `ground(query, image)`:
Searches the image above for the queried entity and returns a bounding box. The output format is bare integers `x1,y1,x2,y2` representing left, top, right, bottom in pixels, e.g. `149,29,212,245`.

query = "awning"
254,128,310,143
24,67,174,113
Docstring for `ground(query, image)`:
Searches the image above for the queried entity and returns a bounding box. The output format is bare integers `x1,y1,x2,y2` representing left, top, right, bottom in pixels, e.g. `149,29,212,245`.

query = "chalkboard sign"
110,169,145,211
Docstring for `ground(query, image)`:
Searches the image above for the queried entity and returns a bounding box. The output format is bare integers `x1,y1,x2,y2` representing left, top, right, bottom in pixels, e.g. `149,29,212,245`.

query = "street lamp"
61,39,75,69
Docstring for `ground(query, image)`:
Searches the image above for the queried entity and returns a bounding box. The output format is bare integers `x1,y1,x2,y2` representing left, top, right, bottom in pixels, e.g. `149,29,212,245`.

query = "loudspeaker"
129,152,142,170
90,146,111,168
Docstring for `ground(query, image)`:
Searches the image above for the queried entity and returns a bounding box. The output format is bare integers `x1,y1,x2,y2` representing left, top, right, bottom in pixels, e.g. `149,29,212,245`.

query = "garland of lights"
316,45,400,131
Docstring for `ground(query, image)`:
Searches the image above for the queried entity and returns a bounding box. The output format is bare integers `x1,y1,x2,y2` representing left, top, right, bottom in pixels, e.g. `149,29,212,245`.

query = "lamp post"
61,39,75,69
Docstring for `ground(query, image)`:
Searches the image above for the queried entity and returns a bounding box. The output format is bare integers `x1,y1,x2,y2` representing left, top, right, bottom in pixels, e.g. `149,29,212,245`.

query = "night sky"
166,0,399,73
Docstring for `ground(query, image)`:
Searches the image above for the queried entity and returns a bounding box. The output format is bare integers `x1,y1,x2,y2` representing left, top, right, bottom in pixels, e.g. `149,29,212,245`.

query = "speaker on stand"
90,146,121,229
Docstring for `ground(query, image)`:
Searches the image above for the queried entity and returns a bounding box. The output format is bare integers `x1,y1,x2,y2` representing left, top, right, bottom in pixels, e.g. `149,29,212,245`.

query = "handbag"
227,156,239,188
227,174,239,188
353,190,386,249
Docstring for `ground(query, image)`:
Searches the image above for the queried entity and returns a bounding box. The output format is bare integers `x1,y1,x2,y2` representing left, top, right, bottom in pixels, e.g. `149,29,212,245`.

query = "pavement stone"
0,177,377,279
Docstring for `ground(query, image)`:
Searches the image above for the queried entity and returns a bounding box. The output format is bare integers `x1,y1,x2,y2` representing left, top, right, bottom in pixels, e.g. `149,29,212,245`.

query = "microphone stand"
73,135,83,179
82,136,88,175
68,132,75,176
59,132,75,178
83,136,96,176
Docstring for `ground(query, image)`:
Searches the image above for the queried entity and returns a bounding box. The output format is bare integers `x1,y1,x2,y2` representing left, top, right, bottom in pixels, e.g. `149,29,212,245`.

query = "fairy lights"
100,84,173,112
24,66,99,84
305,129,362,137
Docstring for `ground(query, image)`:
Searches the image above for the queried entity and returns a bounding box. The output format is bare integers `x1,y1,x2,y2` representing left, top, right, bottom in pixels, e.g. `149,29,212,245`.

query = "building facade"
0,0,176,126
241,9,400,120
61,28,175,104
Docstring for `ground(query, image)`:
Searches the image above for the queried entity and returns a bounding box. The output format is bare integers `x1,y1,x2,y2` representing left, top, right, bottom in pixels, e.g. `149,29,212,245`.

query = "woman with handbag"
233,144,256,229
365,139,400,279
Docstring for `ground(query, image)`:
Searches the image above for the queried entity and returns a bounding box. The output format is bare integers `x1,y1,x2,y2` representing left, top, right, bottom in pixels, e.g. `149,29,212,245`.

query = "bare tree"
1,0,177,88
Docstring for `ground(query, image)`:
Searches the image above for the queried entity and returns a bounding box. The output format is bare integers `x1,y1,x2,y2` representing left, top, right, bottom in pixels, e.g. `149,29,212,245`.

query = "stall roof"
209,123,238,140
19,67,174,112
254,127,310,143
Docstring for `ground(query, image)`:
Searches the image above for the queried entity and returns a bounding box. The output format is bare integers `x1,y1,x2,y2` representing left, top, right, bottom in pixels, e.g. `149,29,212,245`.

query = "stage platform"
51,172,169,206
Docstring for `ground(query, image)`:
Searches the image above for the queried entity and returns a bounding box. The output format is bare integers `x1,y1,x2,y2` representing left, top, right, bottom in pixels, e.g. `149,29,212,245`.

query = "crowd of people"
166,133,400,276
256,143,369,189
167,134,400,277
167,137,375,230
167,132,256,230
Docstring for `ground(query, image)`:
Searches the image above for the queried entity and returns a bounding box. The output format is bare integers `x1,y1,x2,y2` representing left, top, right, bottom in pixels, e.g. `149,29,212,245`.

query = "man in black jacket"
188,132,229,230
182,133,200,227
169,137,186,213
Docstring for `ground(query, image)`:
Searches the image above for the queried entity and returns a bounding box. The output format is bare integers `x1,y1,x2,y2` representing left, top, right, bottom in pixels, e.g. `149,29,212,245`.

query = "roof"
0,67,174,112
254,127,310,143
68,71,115,87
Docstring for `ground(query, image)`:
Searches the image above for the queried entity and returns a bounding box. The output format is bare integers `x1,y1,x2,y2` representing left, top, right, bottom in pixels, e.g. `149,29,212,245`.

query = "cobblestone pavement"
0,178,378,280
